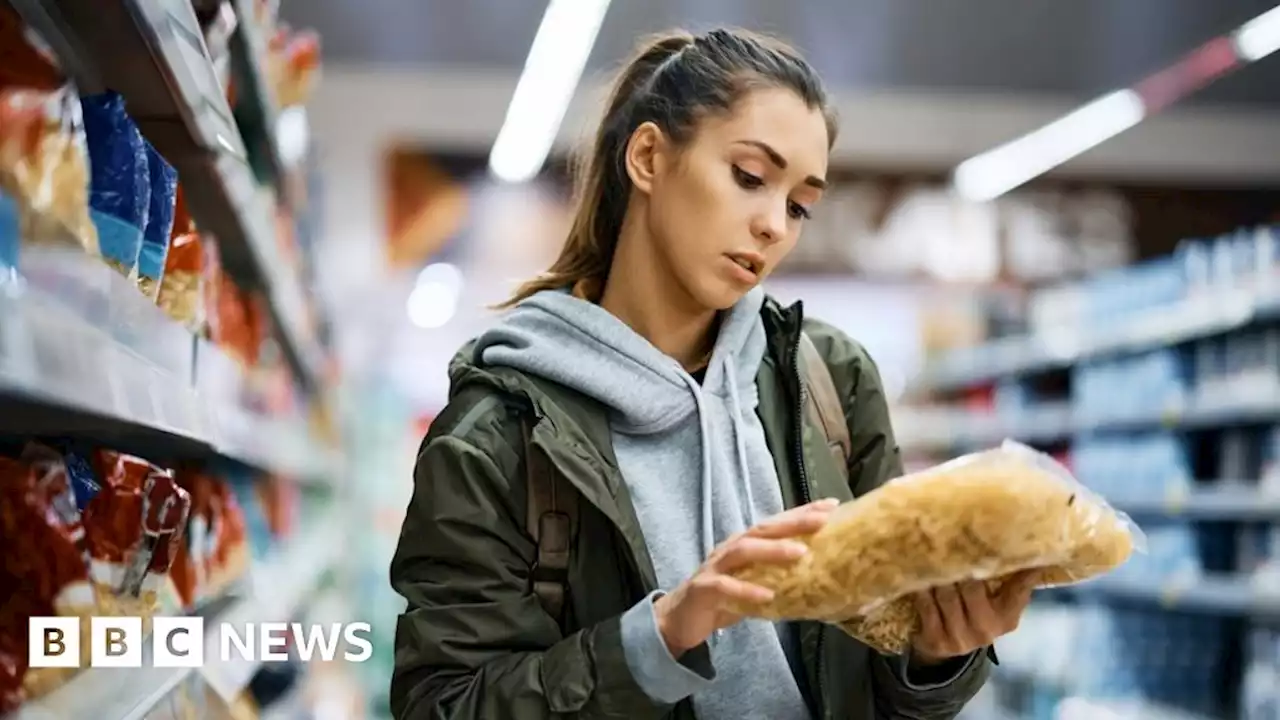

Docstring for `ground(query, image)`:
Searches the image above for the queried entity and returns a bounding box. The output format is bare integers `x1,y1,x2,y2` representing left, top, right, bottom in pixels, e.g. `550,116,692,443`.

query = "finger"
914,590,945,643
713,536,808,573
690,572,775,604
748,502,837,539
934,585,975,648
995,571,1038,613
756,498,839,524
958,581,1001,639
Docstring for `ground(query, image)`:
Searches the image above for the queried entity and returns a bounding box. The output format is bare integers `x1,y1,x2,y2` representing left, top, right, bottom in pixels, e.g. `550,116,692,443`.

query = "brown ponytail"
500,28,835,308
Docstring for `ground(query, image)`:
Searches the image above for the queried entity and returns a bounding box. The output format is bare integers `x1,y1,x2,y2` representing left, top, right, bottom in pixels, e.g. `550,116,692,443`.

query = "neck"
600,210,718,371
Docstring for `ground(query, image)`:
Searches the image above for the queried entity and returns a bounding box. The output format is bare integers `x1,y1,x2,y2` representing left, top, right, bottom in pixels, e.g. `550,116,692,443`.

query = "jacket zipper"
788,333,828,720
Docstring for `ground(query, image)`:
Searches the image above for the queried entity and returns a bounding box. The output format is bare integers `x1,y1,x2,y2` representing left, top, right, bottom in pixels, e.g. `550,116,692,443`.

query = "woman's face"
637,87,830,310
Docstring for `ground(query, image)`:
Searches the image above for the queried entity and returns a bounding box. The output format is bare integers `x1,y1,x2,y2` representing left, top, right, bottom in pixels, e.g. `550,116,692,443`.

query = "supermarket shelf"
198,511,343,703
227,0,291,190
5,513,341,720
897,389,1280,451
0,254,336,483
1072,572,1280,619
8,0,324,394
1112,486,1280,521
917,287,1279,394
1053,697,1216,720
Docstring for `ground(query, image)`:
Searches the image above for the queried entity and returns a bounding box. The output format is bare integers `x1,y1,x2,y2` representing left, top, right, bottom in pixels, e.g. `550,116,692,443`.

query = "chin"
691,278,751,312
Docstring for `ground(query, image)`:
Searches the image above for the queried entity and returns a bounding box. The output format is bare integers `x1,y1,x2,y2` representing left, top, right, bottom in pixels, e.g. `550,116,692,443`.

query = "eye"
732,165,764,189
788,201,812,221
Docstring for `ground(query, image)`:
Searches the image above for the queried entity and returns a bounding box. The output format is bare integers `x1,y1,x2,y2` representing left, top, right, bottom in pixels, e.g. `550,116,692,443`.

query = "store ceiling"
283,0,1280,107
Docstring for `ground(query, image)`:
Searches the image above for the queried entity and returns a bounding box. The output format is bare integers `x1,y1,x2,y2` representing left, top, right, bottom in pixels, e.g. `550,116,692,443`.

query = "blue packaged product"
0,190,18,270
138,140,177,298
61,448,102,511
80,91,150,277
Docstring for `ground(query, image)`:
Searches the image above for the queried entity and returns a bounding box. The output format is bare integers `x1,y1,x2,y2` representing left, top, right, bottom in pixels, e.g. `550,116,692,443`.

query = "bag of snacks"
729,440,1144,655
80,91,150,279
82,451,190,621
137,140,177,299
0,449,95,704
0,5,62,92
156,186,206,330
0,86,98,254
171,467,248,608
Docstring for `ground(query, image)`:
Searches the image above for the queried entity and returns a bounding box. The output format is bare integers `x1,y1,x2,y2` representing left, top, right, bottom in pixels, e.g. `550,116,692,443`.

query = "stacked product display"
906,224,1280,719
0,1,357,718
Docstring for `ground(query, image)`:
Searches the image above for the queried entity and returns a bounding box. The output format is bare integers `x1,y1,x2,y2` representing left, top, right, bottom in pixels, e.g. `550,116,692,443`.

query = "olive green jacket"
390,298,990,719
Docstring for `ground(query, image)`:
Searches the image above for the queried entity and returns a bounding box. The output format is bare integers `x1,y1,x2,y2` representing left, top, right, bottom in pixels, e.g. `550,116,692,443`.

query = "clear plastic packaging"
80,91,150,279
137,140,176,299
156,187,206,330
730,440,1146,655
0,86,99,255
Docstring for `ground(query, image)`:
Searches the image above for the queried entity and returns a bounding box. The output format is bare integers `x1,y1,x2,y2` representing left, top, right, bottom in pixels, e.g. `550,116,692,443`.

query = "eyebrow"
735,139,827,190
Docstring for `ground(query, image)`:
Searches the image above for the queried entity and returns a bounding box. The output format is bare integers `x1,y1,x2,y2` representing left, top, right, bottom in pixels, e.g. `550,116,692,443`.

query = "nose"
750,197,789,245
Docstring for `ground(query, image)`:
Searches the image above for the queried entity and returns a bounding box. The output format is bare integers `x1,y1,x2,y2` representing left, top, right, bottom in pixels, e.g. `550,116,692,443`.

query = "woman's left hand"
910,570,1039,664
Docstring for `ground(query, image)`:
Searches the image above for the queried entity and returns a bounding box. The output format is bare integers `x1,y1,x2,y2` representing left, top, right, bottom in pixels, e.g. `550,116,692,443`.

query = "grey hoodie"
474,286,811,720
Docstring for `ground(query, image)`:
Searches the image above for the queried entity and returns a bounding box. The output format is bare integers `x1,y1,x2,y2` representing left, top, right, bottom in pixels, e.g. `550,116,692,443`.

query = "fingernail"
817,498,839,507
786,541,809,556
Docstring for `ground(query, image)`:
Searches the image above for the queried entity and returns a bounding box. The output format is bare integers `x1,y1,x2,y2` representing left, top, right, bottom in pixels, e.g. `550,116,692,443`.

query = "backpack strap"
798,331,851,482
522,416,577,624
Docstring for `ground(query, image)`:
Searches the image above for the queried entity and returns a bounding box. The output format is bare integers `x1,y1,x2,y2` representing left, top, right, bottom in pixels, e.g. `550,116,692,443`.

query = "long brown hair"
499,28,837,307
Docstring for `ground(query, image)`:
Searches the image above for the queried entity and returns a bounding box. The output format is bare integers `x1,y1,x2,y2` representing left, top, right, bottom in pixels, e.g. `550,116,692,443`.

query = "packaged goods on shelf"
156,186,208,330
0,5,61,92
0,86,98,258
205,237,266,368
1242,626,1280,720
138,141,178,300
270,27,320,109
80,91,151,279
729,441,1142,654
168,465,251,610
81,449,191,619
0,432,316,713
0,448,95,709
0,442,192,710
1072,433,1194,504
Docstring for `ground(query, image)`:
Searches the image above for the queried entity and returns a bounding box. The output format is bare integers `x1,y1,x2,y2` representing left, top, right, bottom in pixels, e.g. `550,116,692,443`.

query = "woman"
391,27,1035,720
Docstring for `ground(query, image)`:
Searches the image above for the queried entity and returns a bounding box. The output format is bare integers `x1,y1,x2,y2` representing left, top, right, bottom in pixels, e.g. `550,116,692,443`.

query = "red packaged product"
204,240,258,366
156,186,207,330
0,450,94,707
83,452,190,618
210,477,249,594
173,467,217,607
0,5,62,91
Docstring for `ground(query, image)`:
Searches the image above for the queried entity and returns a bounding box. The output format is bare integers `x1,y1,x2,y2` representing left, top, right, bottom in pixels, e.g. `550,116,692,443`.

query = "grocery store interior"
3,0,1280,719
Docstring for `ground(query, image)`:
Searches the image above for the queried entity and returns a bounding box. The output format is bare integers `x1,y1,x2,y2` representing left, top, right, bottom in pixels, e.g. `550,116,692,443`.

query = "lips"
725,251,765,277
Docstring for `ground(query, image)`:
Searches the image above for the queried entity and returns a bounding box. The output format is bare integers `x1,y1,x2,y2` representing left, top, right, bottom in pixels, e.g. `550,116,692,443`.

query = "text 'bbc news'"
29,617,374,669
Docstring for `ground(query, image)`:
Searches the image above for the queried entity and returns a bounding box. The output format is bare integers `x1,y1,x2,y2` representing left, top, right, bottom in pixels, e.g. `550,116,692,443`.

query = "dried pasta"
729,441,1143,654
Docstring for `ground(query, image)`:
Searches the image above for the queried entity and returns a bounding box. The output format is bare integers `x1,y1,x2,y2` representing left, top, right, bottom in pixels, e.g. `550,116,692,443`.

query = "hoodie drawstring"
682,358,761,568
724,359,757,528
680,374,719,566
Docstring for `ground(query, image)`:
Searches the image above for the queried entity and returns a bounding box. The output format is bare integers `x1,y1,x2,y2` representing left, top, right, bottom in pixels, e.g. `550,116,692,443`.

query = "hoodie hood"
474,286,768,436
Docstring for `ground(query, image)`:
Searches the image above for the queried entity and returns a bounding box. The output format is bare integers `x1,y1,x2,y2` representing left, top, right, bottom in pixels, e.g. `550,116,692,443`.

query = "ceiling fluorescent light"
1234,3,1280,61
953,89,1146,202
488,0,611,183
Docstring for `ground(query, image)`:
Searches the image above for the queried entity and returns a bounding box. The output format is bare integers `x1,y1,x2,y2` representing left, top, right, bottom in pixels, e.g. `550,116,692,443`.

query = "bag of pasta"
729,440,1144,655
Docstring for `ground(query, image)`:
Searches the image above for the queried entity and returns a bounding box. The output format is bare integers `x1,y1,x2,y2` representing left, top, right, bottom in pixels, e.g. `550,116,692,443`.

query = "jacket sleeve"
809,320,991,719
389,431,671,719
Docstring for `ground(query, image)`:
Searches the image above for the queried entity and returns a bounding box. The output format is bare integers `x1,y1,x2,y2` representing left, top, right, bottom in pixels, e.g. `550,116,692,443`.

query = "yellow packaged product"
0,86,98,253
729,440,1144,654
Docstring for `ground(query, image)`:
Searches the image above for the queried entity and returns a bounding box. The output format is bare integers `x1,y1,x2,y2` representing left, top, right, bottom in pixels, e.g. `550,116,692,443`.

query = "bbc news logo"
29,617,374,668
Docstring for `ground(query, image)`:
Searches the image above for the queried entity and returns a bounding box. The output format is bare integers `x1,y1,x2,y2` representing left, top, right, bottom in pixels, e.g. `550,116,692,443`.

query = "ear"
623,121,669,195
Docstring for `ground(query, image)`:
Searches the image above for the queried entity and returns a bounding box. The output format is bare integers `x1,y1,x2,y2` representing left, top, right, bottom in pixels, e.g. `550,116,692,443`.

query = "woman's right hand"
653,498,840,657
